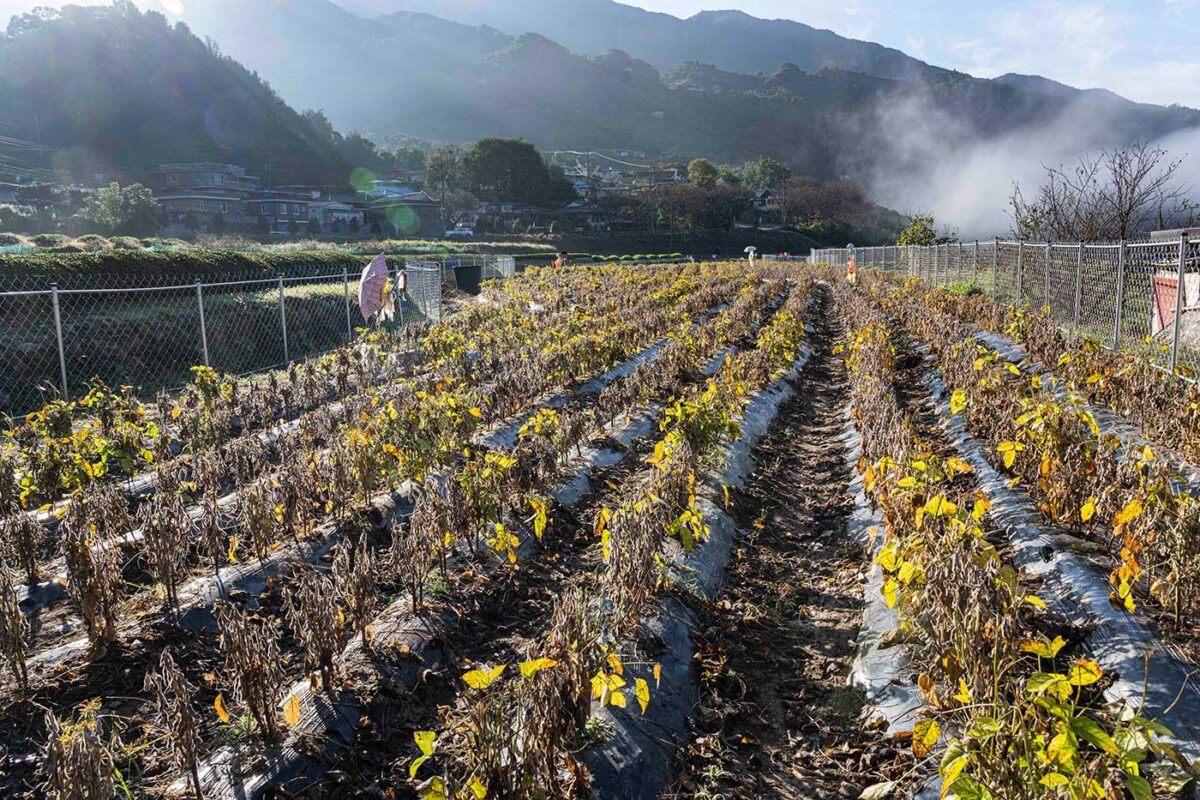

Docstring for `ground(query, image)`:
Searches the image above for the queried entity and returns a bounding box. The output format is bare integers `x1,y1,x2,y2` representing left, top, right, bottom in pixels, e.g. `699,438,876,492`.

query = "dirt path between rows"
668,289,903,799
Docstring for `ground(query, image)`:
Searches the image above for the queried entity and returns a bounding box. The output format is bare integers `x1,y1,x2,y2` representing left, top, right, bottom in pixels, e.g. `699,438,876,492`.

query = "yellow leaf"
922,494,957,518
653,663,662,687
518,658,558,678
468,777,488,799
1067,659,1102,687
949,389,967,415
1024,595,1048,610
462,665,506,689
946,456,972,475
468,407,483,419
170,405,183,420
971,498,991,521
284,694,301,727
227,537,240,564
882,578,898,609
952,679,972,704
414,730,437,756
214,693,230,724
607,652,624,676
409,754,430,778
609,689,627,708
912,718,940,758
1019,635,1067,659
1080,497,1096,523
635,677,650,713
1114,499,1143,526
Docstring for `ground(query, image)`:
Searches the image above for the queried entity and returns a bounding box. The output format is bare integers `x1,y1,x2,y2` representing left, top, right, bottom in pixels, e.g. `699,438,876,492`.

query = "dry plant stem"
283,567,349,690
0,566,29,690
0,512,41,585
42,704,116,800
145,648,206,799
334,533,377,644
215,600,286,740
61,486,128,644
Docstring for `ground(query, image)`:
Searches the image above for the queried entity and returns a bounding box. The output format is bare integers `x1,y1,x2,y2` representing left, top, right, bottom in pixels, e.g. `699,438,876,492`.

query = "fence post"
195,281,209,367
957,241,963,283
1016,241,1024,304
1073,241,1083,332
1114,240,1126,349
1171,233,1188,372
972,240,979,286
1044,241,1051,312
342,266,353,341
278,276,290,364
50,283,69,401
992,240,999,299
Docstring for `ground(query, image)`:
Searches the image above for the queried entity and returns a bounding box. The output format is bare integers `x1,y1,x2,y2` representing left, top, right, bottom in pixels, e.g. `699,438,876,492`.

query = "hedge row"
0,250,378,289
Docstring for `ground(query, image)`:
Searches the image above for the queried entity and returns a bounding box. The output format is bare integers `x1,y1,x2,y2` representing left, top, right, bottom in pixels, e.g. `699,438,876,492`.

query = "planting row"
834,275,1191,799
889,272,1200,465
0,262,800,799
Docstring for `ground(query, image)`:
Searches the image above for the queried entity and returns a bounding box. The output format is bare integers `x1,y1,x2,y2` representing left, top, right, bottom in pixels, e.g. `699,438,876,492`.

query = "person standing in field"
846,243,857,285
554,251,570,268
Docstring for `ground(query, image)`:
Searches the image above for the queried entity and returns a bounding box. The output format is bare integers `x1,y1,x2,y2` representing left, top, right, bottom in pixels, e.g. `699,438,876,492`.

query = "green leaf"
1124,773,1152,800
1070,715,1119,756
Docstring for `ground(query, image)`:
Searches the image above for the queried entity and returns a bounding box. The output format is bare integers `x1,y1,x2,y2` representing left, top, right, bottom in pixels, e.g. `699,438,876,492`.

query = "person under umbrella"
358,253,395,322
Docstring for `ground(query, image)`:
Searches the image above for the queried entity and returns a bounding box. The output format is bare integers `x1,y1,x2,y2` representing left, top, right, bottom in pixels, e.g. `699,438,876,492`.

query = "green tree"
741,157,791,192
461,138,576,206
79,182,161,236
687,158,718,189
717,165,743,187
897,214,937,246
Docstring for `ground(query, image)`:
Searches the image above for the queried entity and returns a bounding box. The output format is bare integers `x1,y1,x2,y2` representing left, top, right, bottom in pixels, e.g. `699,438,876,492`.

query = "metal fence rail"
809,236,1200,377
0,257,503,416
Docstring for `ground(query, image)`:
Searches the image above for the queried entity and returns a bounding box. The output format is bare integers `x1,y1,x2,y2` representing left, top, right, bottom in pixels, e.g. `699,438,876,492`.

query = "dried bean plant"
214,601,285,740
0,512,42,585
144,648,205,798
137,494,193,615
42,700,115,800
0,565,29,691
283,567,348,690
334,533,376,643
61,487,129,644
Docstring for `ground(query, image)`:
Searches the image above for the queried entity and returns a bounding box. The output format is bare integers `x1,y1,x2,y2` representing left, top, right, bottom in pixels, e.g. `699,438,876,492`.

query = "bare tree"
1010,143,1195,241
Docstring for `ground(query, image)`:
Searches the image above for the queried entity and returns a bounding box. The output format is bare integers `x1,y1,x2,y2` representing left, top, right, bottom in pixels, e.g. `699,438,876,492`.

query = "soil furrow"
669,293,899,799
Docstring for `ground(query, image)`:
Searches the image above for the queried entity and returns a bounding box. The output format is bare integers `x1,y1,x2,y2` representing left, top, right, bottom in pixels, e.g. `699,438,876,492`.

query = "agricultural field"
2,258,1200,800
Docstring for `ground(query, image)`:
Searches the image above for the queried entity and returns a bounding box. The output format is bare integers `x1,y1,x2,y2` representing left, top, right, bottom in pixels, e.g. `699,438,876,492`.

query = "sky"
631,0,1200,108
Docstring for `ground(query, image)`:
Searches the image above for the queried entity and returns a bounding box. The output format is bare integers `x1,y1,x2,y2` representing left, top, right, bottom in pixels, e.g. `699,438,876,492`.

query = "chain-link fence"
809,237,1200,377
0,265,432,416
0,253,529,415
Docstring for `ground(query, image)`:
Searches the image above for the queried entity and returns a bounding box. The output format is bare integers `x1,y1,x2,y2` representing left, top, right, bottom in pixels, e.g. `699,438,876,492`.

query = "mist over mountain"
4,0,1200,233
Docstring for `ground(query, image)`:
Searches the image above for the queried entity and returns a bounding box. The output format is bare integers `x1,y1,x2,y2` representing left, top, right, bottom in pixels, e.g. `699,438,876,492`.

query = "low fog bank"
859,92,1200,240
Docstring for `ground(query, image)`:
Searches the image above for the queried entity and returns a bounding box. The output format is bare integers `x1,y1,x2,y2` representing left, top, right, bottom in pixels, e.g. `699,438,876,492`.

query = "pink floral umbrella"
358,253,391,321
